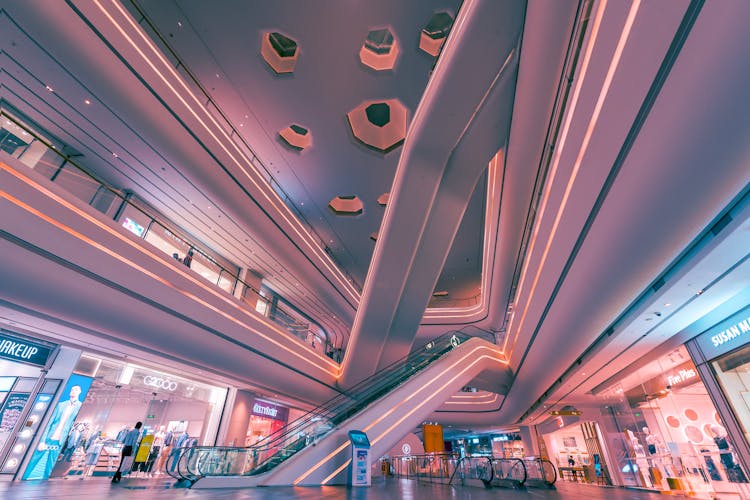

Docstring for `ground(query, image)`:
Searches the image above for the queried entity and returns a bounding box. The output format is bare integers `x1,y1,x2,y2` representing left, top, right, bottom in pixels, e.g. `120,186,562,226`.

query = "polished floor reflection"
0,476,671,499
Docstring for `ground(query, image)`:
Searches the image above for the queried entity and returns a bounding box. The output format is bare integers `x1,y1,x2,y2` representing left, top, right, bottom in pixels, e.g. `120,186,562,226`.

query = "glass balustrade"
0,110,332,357
168,331,493,482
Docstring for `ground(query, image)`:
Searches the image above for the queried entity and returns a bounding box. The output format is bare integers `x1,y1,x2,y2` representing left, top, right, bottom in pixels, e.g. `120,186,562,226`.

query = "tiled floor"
0,476,672,499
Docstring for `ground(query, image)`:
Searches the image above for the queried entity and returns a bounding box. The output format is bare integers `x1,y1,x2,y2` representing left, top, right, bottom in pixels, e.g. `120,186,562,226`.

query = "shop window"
143,221,187,260
42,355,228,481
712,344,750,450
597,345,749,496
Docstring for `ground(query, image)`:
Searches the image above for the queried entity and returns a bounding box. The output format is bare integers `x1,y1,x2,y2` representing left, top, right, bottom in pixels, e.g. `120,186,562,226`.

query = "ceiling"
130,0,488,303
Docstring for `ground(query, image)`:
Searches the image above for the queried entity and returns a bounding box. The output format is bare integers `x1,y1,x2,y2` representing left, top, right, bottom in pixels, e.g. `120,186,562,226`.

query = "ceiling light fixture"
84,99,91,105
45,85,54,92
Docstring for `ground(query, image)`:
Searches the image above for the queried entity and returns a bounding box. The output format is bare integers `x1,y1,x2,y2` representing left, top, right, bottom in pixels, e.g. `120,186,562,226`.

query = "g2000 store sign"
143,376,178,391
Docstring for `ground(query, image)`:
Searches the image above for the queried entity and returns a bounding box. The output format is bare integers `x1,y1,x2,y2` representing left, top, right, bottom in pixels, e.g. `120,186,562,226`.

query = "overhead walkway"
170,332,511,488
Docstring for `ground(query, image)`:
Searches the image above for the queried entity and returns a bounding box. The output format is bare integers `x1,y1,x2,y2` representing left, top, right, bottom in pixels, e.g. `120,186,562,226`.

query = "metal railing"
389,453,555,490
389,453,528,489
522,457,557,487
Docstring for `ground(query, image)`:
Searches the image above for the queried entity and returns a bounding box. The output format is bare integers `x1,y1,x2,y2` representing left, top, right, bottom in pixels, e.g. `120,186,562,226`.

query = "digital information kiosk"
348,430,371,486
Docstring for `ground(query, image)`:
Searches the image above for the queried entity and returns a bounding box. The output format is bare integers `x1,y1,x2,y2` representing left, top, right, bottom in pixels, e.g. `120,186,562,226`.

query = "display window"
711,343,750,457
45,354,227,480
544,426,590,470
491,433,524,458
598,345,750,499
245,399,290,447
0,331,60,477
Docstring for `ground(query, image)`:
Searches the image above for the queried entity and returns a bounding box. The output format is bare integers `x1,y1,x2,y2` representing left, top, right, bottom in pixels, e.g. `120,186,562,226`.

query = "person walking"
111,421,142,484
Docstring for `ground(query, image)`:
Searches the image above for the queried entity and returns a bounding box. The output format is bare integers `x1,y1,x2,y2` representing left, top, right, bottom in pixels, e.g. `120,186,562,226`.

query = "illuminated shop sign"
0,332,54,367
251,399,288,421
623,360,699,407
710,316,750,348
665,364,697,387
695,308,750,360
143,375,178,391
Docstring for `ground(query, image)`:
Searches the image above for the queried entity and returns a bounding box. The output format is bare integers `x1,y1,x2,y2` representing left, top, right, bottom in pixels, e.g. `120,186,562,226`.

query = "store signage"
709,316,750,349
694,308,750,361
0,333,53,367
624,360,698,407
665,364,697,387
143,375,178,391
251,399,288,421
549,410,582,416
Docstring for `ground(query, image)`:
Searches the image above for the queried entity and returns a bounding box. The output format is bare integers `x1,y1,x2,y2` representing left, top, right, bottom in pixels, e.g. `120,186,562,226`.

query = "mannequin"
153,426,168,474
709,424,740,478
626,429,645,457
168,431,190,471
643,427,664,455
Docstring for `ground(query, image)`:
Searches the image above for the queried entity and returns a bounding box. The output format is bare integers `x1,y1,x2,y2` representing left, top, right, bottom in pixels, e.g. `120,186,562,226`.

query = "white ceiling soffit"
497,0,750,423
527,185,750,425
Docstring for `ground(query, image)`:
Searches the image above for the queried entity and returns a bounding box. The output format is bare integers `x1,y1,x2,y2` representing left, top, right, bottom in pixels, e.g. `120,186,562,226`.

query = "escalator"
174,331,510,488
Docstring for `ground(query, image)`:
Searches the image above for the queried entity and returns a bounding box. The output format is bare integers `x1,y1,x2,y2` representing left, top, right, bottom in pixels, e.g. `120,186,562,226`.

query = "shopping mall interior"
2,0,750,498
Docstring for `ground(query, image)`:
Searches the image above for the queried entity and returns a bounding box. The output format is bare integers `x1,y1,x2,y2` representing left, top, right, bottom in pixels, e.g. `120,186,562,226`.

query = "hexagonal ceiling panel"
261,31,299,74
420,11,454,57
134,0,486,297
359,28,399,71
279,124,311,150
347,98,407,153
329,195,363,216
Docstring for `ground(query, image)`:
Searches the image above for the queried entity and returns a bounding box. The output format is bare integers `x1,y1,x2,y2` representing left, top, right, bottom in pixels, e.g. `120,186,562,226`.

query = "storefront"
30,353,228,480
245,398,290,446
491,432,524,458
0,329,85,481
536,414,610,484
541,423,589,470
595,343,750,498
685,305,750,497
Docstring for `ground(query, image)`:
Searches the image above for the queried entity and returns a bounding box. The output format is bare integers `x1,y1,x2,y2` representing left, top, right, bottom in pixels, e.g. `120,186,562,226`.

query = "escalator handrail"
522,457,557,485
490,457,527,486
216,330,483,455
276,329,489,424
192,330,493,479
447,455,494,485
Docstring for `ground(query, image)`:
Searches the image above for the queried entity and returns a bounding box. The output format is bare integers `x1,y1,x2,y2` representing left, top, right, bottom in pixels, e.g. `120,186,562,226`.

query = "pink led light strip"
1,163,340,376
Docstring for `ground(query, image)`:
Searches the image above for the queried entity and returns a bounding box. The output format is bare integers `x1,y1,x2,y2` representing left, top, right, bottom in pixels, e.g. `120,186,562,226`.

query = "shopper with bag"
111,421,142,484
